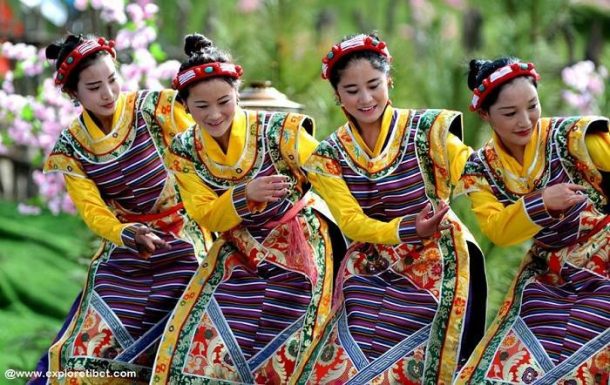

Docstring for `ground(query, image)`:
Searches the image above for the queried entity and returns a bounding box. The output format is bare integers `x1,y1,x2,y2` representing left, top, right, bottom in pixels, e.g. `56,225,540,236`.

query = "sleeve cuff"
120,224,142,252
523,190,557,227
231,183,251,218
397,215,423,245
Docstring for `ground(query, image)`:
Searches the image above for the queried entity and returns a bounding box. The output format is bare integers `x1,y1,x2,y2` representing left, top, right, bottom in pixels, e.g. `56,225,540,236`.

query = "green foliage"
153,0,609,139
0,201,93,374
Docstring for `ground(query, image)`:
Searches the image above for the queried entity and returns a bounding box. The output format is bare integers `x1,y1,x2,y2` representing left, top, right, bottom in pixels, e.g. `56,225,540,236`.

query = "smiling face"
480,76,541,159
335,58,389,132
185,78,238,149
74,54,121,123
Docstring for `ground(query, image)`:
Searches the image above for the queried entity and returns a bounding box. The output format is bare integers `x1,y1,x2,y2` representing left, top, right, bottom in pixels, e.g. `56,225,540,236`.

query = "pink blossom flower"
587,76,604,95
114,30,133,50
153,60,181,80
126,3,144,24
237,0,262,13
2,72,15,93
562,61,594,92
18,203,42,215
73,0,89,11
61,194,76,214
143,3,158,18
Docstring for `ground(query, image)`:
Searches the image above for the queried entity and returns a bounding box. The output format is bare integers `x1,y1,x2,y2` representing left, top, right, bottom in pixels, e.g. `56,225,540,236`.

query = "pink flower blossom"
18,203,42,215
73,0,89,11
126,3,144,24
237,0,262,13
153,60,181,80
562,60,594,92
61,194,76,214
143,3,158,18
561,60,606,114
587,76,604,95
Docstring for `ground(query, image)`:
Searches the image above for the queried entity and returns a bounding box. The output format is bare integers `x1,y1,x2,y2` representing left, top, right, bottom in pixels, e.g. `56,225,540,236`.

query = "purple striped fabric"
328,112,429,221
520,264,610,364
82,113,167,214
469,128,586,248
214,261,312,359
74,100,198,339
94,237,198,338
344,270,438,360
207,115,301,242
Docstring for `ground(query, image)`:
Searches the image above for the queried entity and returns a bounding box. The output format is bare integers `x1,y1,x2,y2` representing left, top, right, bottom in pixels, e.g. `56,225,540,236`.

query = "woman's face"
185,78,238,143
74,54,121,120
480,76,541,155
336,58,389,130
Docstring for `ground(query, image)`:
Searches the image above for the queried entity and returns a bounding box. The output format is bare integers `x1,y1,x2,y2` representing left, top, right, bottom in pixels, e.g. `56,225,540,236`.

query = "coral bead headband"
54,38,116,88
321,34,392,80
172,62,243,91
470,62,541,111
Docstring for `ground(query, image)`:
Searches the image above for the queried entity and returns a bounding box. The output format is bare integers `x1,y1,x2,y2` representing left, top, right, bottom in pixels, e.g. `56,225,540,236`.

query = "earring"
72,99,80,107
334,95,341,106
388,78,394,89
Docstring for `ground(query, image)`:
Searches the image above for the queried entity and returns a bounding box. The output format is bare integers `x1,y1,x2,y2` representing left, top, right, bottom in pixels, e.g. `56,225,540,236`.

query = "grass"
0,200,93,376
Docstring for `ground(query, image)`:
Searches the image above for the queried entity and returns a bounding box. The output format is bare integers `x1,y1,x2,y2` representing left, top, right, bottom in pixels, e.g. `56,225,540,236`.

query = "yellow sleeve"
469,187,551,246
64,175,134,245
308,171,418,245
174,171,243,232
297,127,320,166
585,131,610,172
446,133,473,186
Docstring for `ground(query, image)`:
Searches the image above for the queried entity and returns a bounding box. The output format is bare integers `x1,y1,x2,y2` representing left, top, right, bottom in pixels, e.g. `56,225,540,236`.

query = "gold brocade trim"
195,110,261,181
487,119,550,194
44,153,86,177
336,108,410,173
567,116,607,191
428,110,462,201
67,92,137,156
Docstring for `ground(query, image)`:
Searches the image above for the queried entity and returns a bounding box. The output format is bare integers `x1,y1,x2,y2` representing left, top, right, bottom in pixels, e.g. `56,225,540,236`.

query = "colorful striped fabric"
214,262,312,360
41,90,207,384
455,116,610,385
151,111,334,385
295,108,484,385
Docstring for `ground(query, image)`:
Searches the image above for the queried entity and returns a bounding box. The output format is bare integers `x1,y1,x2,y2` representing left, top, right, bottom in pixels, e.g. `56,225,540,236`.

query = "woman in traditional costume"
151,34,337,385
294,33,487,385
36,34,211,384
455,57,610,384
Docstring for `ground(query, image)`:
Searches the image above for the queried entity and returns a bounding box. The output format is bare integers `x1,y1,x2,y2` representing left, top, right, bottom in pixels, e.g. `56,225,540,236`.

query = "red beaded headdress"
54,38,116,88
470,62,540,111
172,62,243,91
321,34,392,80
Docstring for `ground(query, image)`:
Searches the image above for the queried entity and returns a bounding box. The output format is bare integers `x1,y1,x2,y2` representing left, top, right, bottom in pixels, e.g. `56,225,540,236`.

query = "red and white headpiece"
321,34,392,80
172,62,243,91
470,62,540,111
54,37,116,88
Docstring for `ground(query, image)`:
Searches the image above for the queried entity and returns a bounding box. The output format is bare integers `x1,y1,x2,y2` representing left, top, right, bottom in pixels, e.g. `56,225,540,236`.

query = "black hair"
467,56,538,111
45,33,113,93
328,32,391,90
177,33,238,101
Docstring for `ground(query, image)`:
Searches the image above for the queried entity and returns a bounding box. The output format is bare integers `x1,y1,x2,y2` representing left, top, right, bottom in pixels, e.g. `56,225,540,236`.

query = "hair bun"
45,43,62,60
467,59,490,90
184,33,214,57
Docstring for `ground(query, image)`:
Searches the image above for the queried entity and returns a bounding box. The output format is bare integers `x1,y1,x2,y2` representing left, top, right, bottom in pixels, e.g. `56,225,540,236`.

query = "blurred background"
1,0,609,379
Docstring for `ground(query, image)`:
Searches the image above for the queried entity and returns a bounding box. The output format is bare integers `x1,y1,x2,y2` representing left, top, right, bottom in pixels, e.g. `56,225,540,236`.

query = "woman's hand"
245,175,291,203
415,201,451,238
541,183,587,213
134,225,170,259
